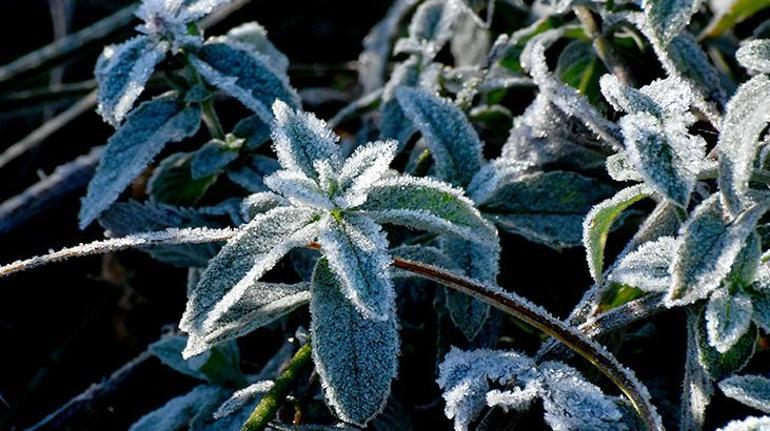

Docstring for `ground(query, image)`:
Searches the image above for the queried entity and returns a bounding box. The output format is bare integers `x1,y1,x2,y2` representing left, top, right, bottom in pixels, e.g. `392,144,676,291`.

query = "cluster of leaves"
7,0,770,428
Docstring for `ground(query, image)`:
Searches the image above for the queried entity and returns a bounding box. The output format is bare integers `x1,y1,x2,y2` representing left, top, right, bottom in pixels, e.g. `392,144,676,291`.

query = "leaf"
214,380,274,419
719,374,770,414
379,57,421,146
399,0,460,59
264,169,334,210
610,236,677,292
555,40,602,105
232,115,271,150
270,100,340,180
751,287,770,331
450,10,490,67
99,200,221,267
79,98,201,228
681,308,714,431
95,36,168,126
583,184,653,283
395,87,484,186
310,259,399,426
316,214,394,320
736,39,770,73
180,206,320,358
643,0,700,46
480,171,615,248
717,416,770,431
148,152,218,206
697,308,757,380
599,74,664,117
191,139,239,180
606,152,643,183
706,289,754,353
360,175,497,246
239,192,287,221
226,155,280,193
718,75,770,216
668,195,770,306
190,41,300,124
128,385,224,431
148,335,209,381
184,282,310,357
334,140,398,208
620,112,702,207
701,0,770,39
225,21,289,72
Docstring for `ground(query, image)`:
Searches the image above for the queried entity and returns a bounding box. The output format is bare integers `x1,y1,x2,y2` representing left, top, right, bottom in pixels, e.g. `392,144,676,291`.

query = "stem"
241,344,313,431
200,97,226,141
574,6,634,86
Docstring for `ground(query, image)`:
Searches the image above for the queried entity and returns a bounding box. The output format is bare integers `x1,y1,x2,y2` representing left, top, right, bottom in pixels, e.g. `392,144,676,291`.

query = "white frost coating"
239,192,288,221
225,22,289,72
606,152,644,182
681,309,714,431
398,0,462,60
485,381,540,411
668,195,770,306
717,75,770,216
335,140,397,208
466,158,529,205
271,100,340,179
214,380,274,418
719,375,770,414
706,289,754,353
128,384,223,431
642,0,700,46
736,39,770,74
263,169,334,210
717,416,770,431
0,227,235,280
610,236,678,292
316,214,394,321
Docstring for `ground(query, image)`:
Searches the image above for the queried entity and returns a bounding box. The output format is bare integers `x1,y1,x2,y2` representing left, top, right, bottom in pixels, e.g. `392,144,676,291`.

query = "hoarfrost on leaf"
736,39,770,74
643,0,700,46
717,416,770,431
719,374,770,414
706,289,754,353
610,236,678,292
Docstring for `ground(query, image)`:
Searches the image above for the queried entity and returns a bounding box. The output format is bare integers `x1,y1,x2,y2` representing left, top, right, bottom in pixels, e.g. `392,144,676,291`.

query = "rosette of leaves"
79,0,299,228
180,100,497,426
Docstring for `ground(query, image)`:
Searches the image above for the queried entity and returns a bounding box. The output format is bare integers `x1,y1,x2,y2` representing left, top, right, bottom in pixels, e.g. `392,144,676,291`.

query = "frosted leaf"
437,348,536,431
717,75,770,216
606,152,644,182
450,10,490,67
214,380,274,419
184,282,310,357
737,39,770,73
395,87,484,186
180,206,320,358
583,184,654,283
240,192,287,221
264,169,334,210
189,41,300,124
441,237,499,340
177,0,233,23
465,158,529,205
128,384,224,431
270,100,340,180
360,176,498,246
668,195,770,306
599,74,661,116
643,0,700,46
310,259,398,426
79,97,201,228
151,336,243,387
191,139,239,180
226,154,280,193
610,236,678,292
399,0,461,60
316,214,394,321
697,306,758,380
706,289,754,353
379,57,420,146
718,416,770,431
719,375,770,414
232,115,271,150
95,36,168,126
752,289,770,332
146,151,217,206
537,361,624,431
485,381,540,412
620,111,702,207
148,335,208,381
480,171,615,249
225,22,289,72
335,140,398,208
99,200,220,267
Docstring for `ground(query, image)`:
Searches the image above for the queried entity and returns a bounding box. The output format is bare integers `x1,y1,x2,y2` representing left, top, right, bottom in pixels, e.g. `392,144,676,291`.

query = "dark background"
0,1,767,430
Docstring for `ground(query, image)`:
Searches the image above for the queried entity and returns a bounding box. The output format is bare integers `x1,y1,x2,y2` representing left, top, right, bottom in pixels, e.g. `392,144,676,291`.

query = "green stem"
200,97,226,141
574,6,634,86
241,343,313,431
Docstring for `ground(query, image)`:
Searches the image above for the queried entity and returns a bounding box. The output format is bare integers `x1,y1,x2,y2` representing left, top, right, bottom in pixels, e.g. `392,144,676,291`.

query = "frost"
316,214,394,321
128,384,224,431
706,289,754,353
190,41,300,124
190,139,240,180
606,152,643,182
610,236,678,292
263,169,333,210
737,39,770,73
681,309,714,431
717,75,770,216
397,0,461,60
668,195,770,306
135,0,231,49
95,36,168,126
583,184,653,283
214,380,274,419
360,175,498,246
643,0,700,46
599,74,661,116
240,192,287,221
310,259,398,427
752,289,770,332
718,416,770,431
79,98,201,228
225,21,289,72
697,306,757,380
395,87,484,186
335,140,398,208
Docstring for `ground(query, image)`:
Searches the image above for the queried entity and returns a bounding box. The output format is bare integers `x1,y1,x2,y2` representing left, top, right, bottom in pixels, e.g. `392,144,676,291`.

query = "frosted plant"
717,416,770,431
437,348,624,431
181,100,497,425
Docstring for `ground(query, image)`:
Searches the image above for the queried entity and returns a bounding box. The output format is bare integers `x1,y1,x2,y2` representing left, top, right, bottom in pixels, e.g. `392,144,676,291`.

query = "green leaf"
718,374,770,413
583,184,653,283
697,308,757,380
79,98,201,228
148,152,218,207
555,40,602,105
701,0,770,39
310,259,398,426
609,236,677,292
705,289,754,353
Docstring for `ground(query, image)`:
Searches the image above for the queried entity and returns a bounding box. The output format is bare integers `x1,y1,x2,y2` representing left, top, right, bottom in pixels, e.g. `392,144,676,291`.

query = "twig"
0,90,97,170
573,6,634,87
0,80,96,111
0,147,102,235
240,344,313,431
0,4,138,86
